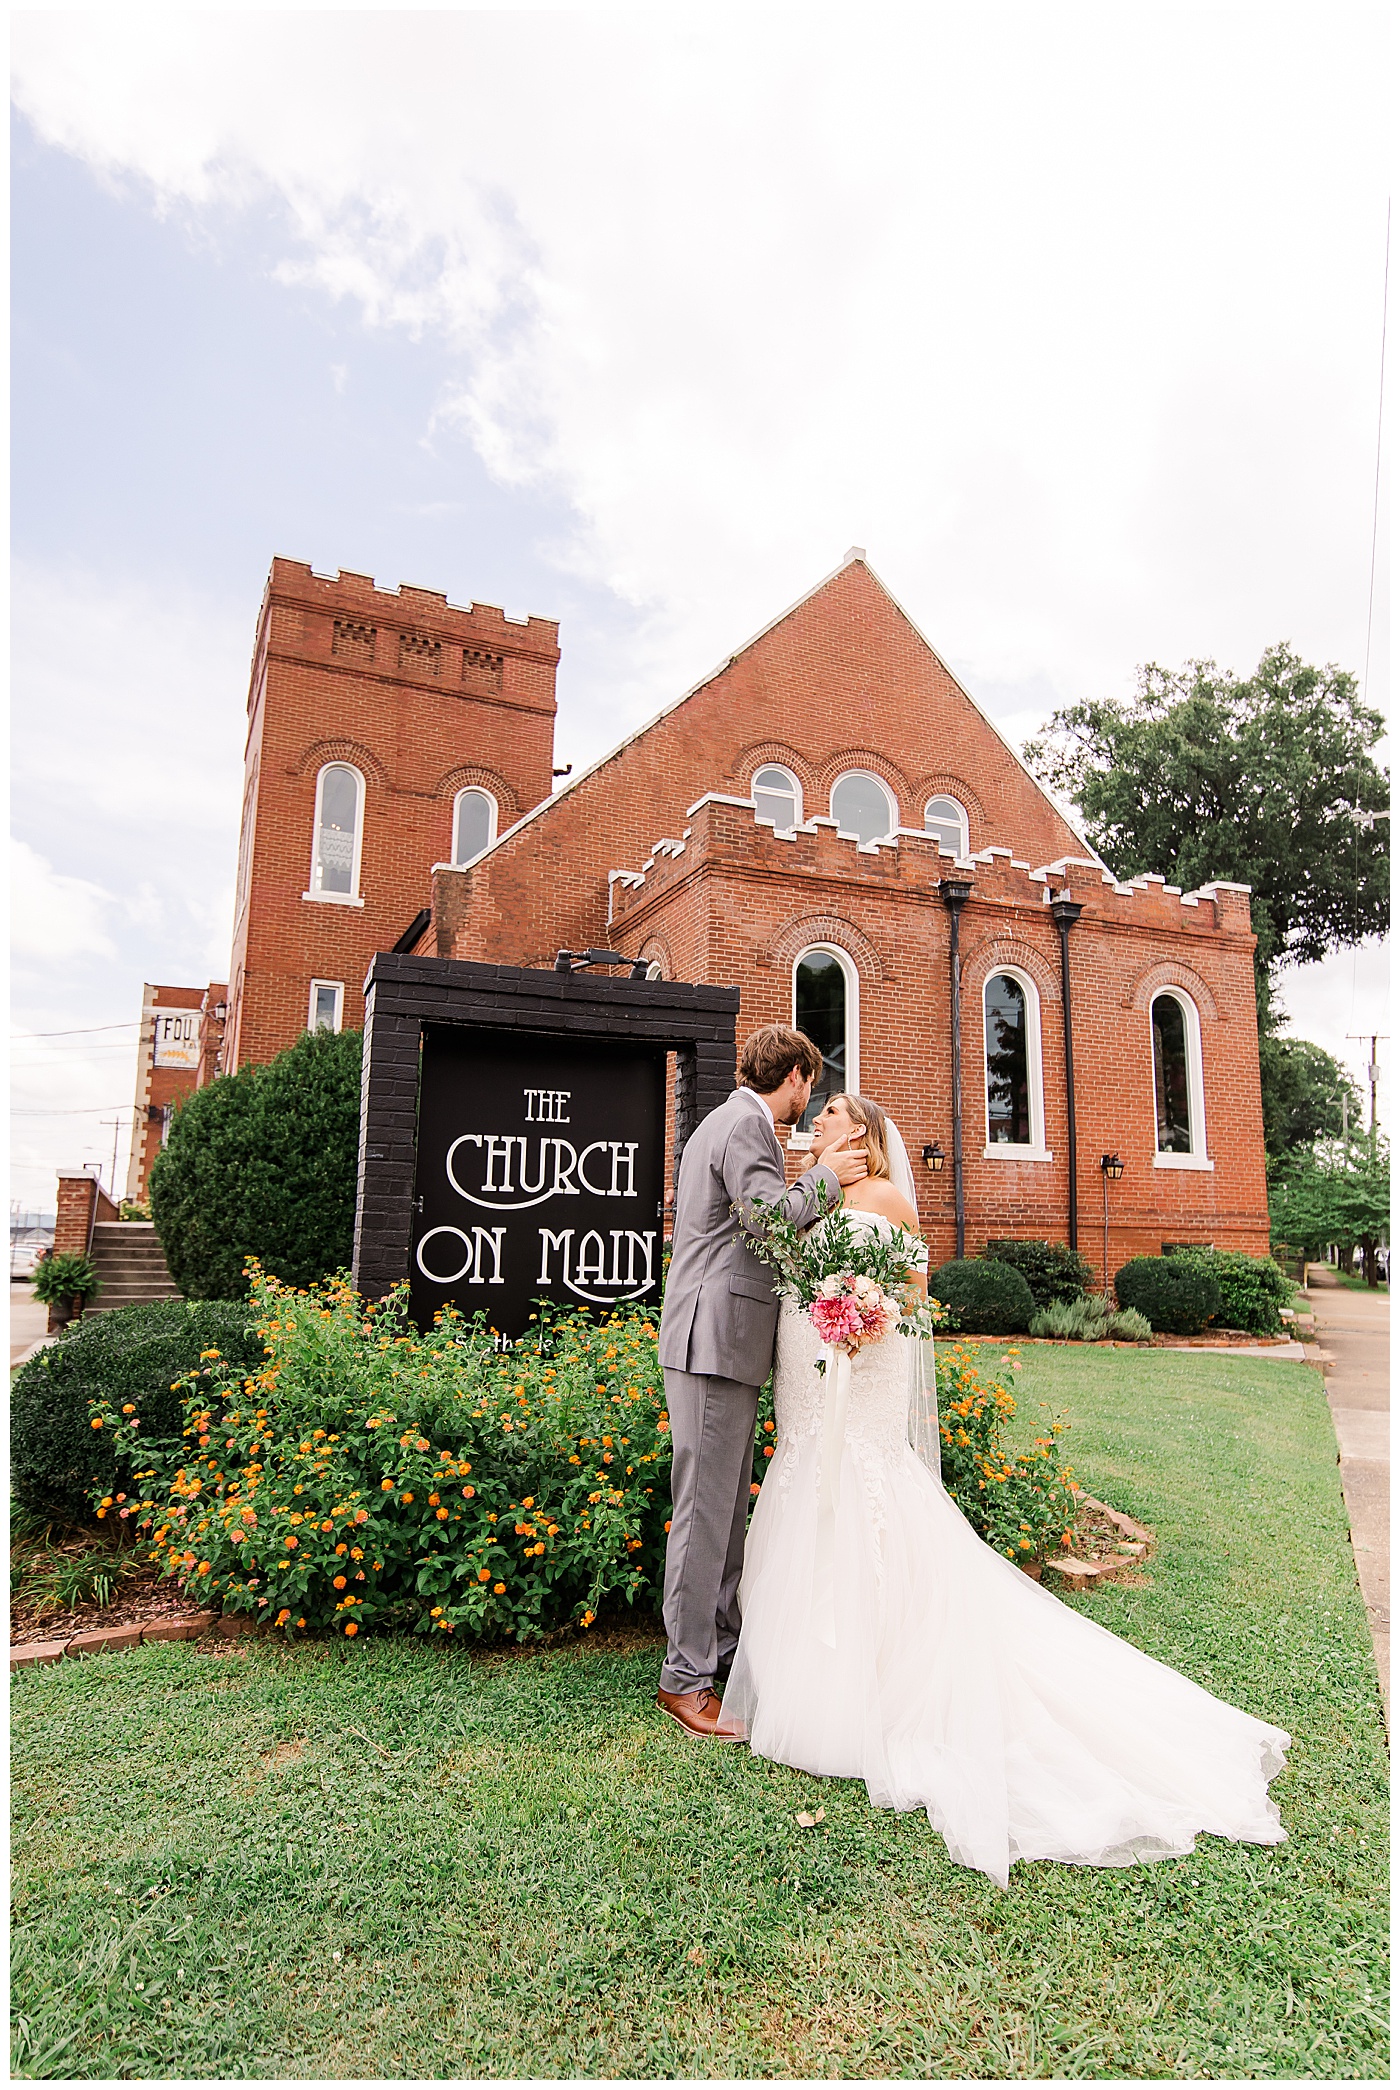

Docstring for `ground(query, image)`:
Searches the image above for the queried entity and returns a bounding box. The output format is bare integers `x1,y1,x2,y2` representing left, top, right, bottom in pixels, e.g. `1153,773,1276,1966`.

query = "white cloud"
11,6,1390,757
10,838,116,961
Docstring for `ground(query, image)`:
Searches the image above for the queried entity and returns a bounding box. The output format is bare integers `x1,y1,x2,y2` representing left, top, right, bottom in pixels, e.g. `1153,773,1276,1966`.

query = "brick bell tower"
224,560,559,1071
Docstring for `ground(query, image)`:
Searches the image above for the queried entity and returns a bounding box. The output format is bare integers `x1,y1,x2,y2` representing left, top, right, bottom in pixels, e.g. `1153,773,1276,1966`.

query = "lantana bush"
91,1270,1076,1642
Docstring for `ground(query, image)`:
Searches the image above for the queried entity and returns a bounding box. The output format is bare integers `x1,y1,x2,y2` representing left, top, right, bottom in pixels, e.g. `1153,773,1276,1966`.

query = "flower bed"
89,1274,1081,1644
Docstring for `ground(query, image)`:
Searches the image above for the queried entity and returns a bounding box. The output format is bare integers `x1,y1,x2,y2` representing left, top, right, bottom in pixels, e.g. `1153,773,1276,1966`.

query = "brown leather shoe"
654,1686,745,1740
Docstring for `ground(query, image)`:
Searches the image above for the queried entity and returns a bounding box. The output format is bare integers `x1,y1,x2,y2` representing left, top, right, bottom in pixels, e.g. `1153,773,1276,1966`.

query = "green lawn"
11,1348,1388,2080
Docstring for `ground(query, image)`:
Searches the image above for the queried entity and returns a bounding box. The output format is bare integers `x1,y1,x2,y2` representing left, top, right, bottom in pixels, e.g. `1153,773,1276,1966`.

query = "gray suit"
657,1088,840,1695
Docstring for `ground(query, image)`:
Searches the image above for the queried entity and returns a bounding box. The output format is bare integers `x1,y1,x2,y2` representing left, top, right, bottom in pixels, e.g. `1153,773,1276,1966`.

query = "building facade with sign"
128,549,1270,1283
123,982,228,1202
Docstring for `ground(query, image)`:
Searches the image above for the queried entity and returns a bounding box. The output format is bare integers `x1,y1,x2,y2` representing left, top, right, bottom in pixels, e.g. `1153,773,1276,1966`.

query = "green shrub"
1166,1247,1294,1334
31,1252,100,1309
929,1258,1034,1335
1029,1296,1110,1339
981,1238,1093,1308
1113,1255,1221,1336
10,1299,264,1527
935,1342,1078,1563
150,1027,362,1298
1027,1296,1154,1341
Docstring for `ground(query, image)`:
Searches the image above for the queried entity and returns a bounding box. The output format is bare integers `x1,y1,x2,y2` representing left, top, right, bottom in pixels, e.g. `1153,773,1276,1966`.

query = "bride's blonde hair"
836,1093,891,1180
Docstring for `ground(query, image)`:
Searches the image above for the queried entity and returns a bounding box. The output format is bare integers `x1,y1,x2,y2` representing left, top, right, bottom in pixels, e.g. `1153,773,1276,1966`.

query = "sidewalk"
1305,1269,1389,1722
9,1284,53,1369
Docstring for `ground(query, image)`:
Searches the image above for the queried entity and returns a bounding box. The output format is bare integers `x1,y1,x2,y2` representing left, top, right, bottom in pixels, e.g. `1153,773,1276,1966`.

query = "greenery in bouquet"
87,1265,728,1645
737,1188,946,1343
934,1342,1079,1565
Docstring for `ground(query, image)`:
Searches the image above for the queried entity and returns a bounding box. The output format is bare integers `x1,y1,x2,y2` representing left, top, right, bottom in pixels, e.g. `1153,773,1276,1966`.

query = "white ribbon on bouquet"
810,1341,852,1649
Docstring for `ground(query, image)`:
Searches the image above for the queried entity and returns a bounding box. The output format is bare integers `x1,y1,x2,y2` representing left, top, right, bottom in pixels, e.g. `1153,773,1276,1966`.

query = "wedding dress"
724,1204,1290,1888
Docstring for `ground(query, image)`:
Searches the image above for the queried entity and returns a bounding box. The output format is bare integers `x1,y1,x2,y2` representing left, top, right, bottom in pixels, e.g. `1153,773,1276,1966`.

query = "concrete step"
87,1222,180,1307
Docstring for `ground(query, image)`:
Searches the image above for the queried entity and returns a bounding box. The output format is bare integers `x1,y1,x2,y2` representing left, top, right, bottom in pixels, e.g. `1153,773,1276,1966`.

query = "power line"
11,1104,137,1117
8,1020,142,1040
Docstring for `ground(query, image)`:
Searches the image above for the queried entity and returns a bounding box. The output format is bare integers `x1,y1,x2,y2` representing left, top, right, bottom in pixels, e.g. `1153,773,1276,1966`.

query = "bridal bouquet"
737,1184,947,1355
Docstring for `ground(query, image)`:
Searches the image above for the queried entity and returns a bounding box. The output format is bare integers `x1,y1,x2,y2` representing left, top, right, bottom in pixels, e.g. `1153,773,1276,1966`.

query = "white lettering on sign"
446,1135,641,1211
415,1224,507,1286
523,1088,572,1122
152,1010,200,1069
536,1226,657,1303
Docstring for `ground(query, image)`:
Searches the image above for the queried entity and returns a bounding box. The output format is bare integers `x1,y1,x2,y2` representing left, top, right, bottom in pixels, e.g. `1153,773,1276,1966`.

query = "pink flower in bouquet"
809,1274,900,1352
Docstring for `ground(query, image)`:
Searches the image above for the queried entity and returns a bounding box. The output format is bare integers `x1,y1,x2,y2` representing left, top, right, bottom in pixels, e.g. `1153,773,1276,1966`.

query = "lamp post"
939,879,974,1259
1049,890,1083,1251
1100,1153,1124,1294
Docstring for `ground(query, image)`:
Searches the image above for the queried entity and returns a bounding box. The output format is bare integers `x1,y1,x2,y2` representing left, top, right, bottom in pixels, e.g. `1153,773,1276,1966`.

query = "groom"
655,1024,868,1737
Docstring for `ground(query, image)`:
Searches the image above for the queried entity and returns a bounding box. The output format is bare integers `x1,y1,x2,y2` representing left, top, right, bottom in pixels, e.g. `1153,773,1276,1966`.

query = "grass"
11,1347,1388,2080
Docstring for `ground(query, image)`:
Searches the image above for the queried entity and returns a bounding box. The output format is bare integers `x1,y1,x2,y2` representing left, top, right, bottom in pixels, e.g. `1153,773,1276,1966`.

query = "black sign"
409,1026,667,1340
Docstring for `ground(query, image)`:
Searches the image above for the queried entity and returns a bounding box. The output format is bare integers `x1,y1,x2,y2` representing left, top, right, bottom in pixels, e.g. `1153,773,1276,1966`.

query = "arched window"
793,945,859,1132
983,968,1048,1156
453,786,497,866
1150,989,1210,1162
752,764,801,830
830,770,895,845
308,763,364,902
924,794,968,854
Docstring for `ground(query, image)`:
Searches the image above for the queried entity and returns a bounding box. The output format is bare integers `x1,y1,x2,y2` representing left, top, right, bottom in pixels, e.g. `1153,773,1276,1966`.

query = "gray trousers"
659,1368,759,1695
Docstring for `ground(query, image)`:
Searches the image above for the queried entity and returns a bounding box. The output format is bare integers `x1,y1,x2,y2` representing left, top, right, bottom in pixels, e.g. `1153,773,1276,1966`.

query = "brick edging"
1044,1493,1156,1591
8,1611,257,1670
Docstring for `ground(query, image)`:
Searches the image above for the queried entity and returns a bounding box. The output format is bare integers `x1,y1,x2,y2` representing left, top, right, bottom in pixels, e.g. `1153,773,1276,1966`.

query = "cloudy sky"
10,4,1390,1211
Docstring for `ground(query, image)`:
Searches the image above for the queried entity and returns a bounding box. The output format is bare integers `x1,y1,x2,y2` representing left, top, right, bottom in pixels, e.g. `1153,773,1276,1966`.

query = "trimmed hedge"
1113,1256,1221,1337
981,1238,1093,1309
1166,1247,1294,1335
10,1299,264,1527
929,1258,1035,1336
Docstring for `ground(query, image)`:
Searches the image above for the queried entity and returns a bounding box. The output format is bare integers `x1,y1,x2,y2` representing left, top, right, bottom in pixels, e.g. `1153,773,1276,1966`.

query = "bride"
721,1091,1290,1889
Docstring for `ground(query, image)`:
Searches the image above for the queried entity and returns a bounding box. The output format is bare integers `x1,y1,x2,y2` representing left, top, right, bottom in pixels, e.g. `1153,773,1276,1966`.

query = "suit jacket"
658,1089,841,1384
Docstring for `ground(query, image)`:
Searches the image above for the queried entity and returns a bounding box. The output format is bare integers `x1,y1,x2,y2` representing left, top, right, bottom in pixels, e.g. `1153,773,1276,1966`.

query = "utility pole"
1346,1035,1388,1142
100,1114,127,1201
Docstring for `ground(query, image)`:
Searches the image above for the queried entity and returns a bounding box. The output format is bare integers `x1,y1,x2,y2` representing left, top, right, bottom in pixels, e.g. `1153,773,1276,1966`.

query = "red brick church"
145,549,1271,1277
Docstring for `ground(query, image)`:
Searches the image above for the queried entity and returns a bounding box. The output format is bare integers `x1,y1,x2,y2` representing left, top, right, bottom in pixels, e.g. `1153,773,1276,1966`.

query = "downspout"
1049,891,1084,1252
940,879,974,1259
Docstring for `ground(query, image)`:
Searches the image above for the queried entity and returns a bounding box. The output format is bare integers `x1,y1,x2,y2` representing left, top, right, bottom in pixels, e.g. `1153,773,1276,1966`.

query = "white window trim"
752,764,803,831
790,943,860,1143
304,762,366,905
982,966,1052,1161
307,979,345,1033
830,768,896,844
1150,989,1213,1168
924,794,969,855
452,784,499,866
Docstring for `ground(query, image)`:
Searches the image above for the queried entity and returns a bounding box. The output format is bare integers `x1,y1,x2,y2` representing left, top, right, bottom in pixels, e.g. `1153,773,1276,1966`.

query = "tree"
1268,1137,1390,1285
1024,645,1389,1016
1258,1036,1363,1160
150,1027,363,1298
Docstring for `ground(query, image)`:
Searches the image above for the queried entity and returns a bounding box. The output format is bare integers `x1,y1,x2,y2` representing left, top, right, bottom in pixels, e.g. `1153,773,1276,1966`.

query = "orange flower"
478,1568,491,1582
493,1582,506,1595
428,1493,440,1506
344,1621,359,1636
401,1492,414,1505
91,1417,103,1430
275,1608,291,1626
333,1574,347,1589
284,1536,298,1550
436,1508,448,1521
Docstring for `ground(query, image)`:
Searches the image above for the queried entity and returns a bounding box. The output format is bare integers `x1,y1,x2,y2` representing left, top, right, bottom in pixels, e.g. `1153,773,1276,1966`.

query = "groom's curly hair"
738,1024,823,1092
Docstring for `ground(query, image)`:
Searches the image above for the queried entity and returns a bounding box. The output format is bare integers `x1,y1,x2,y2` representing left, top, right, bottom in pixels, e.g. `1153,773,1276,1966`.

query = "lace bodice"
772,1210,925,1457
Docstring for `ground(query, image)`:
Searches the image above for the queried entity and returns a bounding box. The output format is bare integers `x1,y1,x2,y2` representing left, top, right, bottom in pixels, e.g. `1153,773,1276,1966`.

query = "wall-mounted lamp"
921,1142,946,1173
1099,1154,1124,1294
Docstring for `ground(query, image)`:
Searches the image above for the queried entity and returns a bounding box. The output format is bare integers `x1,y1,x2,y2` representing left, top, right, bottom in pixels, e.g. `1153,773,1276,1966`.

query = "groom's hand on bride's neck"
825,1131,869,1187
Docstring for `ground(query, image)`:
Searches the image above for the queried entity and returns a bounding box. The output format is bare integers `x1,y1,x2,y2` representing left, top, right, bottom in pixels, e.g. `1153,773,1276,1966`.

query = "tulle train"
724,1428,1290,1889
